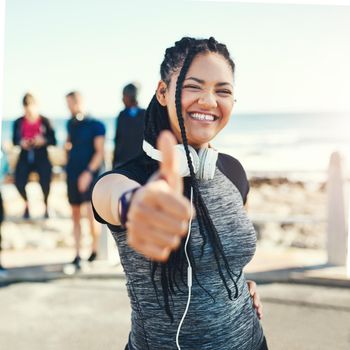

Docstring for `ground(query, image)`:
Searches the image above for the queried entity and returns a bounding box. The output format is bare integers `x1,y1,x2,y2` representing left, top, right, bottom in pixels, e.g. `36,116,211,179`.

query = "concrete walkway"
1,245,350,349
0,279,349,350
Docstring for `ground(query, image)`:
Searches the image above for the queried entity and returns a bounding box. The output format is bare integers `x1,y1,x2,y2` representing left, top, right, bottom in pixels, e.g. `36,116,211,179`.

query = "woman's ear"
156,80,168,106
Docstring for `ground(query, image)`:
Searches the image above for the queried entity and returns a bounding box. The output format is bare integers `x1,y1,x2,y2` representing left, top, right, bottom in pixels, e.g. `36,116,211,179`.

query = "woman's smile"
187,111,220,123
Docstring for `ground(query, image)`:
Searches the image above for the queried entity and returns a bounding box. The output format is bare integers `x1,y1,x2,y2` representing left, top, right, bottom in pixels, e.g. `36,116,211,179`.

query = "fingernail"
180,221,187,232
171,236,180,247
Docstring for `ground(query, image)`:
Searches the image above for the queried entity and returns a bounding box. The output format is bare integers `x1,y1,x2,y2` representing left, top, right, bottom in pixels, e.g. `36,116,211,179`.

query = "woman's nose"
198,91,218,109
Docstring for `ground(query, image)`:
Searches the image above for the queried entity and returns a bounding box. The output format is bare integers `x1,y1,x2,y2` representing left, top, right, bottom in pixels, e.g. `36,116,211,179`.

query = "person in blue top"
112,83,145,168
65,91,106,269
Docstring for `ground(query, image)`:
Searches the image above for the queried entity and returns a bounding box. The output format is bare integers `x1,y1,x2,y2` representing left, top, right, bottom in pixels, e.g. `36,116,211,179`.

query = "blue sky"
2,0,350,119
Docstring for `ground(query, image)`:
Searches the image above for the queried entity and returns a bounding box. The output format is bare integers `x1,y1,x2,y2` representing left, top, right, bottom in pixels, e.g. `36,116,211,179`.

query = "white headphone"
143,139,217,349
143,140,218,180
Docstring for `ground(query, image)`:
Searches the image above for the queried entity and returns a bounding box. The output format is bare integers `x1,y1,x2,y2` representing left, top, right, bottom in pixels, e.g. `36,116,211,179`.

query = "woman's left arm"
44,118,57,146
247,280,263,320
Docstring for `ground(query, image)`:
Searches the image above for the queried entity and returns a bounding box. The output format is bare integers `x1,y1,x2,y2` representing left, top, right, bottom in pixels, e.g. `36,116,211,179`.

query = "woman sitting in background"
12,93,56,219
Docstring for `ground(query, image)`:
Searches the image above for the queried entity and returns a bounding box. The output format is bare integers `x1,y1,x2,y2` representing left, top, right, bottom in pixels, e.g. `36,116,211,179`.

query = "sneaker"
87,251,97,262
23,207,30,220
71,255,81,270
0,264,8,278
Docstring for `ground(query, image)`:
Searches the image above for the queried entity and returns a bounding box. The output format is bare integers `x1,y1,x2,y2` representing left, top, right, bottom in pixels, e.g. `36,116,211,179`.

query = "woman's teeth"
189,113,216,121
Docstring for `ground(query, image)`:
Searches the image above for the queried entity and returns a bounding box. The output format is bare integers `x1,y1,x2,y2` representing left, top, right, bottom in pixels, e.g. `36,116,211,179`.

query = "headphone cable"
176,186,194,349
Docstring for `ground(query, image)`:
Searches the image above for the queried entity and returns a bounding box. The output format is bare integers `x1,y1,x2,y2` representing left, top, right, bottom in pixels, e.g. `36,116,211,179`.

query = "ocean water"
2,112,350,180
215,112,350,180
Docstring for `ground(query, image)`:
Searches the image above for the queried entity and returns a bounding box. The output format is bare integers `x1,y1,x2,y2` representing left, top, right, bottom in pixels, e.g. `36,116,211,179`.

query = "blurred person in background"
65,91,106,269
0,191,4,275
112,83,145,168
12,93,56,219
0,148,9,275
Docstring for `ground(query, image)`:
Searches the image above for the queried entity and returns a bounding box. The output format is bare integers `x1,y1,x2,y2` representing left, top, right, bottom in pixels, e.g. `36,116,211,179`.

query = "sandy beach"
248,176,326,249
1,159,327,256
0,144,328,265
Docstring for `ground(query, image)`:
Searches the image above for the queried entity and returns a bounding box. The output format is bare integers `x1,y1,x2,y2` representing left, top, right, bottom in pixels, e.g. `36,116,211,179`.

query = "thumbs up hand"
158,129,183,194
126,131,193,262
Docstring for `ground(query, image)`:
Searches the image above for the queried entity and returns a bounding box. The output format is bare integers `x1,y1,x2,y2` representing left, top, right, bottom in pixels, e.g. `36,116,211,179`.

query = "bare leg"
86,202,100,254
14,159,30,218
71,205,81,257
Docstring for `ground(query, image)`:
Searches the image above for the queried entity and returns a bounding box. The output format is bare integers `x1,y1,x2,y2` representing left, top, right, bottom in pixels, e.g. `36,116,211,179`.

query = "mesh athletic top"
92,152,265,350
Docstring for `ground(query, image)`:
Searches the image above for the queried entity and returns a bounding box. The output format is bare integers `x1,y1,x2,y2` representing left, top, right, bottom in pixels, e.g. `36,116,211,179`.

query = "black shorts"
67,173,97,205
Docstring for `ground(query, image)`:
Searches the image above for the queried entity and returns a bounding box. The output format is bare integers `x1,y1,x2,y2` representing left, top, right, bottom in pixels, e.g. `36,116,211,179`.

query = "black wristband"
86,167,94,175
118,187,140,227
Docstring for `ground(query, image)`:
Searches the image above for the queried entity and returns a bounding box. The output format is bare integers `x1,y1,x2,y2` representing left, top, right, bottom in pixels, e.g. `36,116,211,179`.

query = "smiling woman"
160,52,236,149
91,37,268,350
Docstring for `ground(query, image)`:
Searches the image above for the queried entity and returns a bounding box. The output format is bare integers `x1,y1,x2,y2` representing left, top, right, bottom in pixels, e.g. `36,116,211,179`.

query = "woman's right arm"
92,131,193,262
92,173,140,226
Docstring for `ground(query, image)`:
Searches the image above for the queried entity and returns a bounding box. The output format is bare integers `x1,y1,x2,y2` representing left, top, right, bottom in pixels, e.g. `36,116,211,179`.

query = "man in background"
112,83,145,168
65,91,105,269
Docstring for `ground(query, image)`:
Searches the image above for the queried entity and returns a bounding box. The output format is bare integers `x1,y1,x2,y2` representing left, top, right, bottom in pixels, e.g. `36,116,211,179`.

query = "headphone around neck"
142,140,218,180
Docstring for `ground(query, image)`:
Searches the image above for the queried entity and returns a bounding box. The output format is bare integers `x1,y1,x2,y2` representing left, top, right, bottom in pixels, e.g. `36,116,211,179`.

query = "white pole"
97,223,119,265
326,151,348,266
96,153,120,265
347,186,350,277
0,0,5,140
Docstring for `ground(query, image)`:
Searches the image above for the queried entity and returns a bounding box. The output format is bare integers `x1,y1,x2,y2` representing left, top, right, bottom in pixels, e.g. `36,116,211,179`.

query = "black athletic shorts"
67,173,98,205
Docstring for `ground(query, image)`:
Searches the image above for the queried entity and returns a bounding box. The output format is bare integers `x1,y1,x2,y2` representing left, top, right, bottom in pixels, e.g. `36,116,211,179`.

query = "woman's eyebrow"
184,77,205,84
216,82,233,88
184,77,233,88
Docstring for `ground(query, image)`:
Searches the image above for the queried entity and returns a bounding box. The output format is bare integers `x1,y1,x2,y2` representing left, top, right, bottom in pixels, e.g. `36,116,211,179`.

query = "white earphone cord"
176,186,194,350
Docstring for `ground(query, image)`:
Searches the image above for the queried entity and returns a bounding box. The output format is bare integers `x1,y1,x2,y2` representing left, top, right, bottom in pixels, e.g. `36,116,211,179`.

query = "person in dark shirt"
65,91,106,268
0,149,8,274
0,191,4,274
12,93,56,219
112,83,145,168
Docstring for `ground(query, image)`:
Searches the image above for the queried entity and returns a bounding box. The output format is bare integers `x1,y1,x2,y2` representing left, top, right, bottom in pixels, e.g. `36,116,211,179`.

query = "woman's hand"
20,139,31,150
64,141,72,151
126,131,193,262
33,135,46,147
247,280,263,319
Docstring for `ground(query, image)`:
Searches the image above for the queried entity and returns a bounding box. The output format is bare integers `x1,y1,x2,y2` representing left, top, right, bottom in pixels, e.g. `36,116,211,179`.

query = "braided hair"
143,37,239,322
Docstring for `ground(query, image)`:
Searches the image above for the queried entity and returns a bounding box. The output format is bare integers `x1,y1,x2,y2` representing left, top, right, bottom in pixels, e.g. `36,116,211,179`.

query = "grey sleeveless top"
92,154,265,350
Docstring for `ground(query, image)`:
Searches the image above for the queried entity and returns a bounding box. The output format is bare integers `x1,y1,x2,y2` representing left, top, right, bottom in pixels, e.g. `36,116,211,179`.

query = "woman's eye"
217,90,232,95
183,85,201,90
